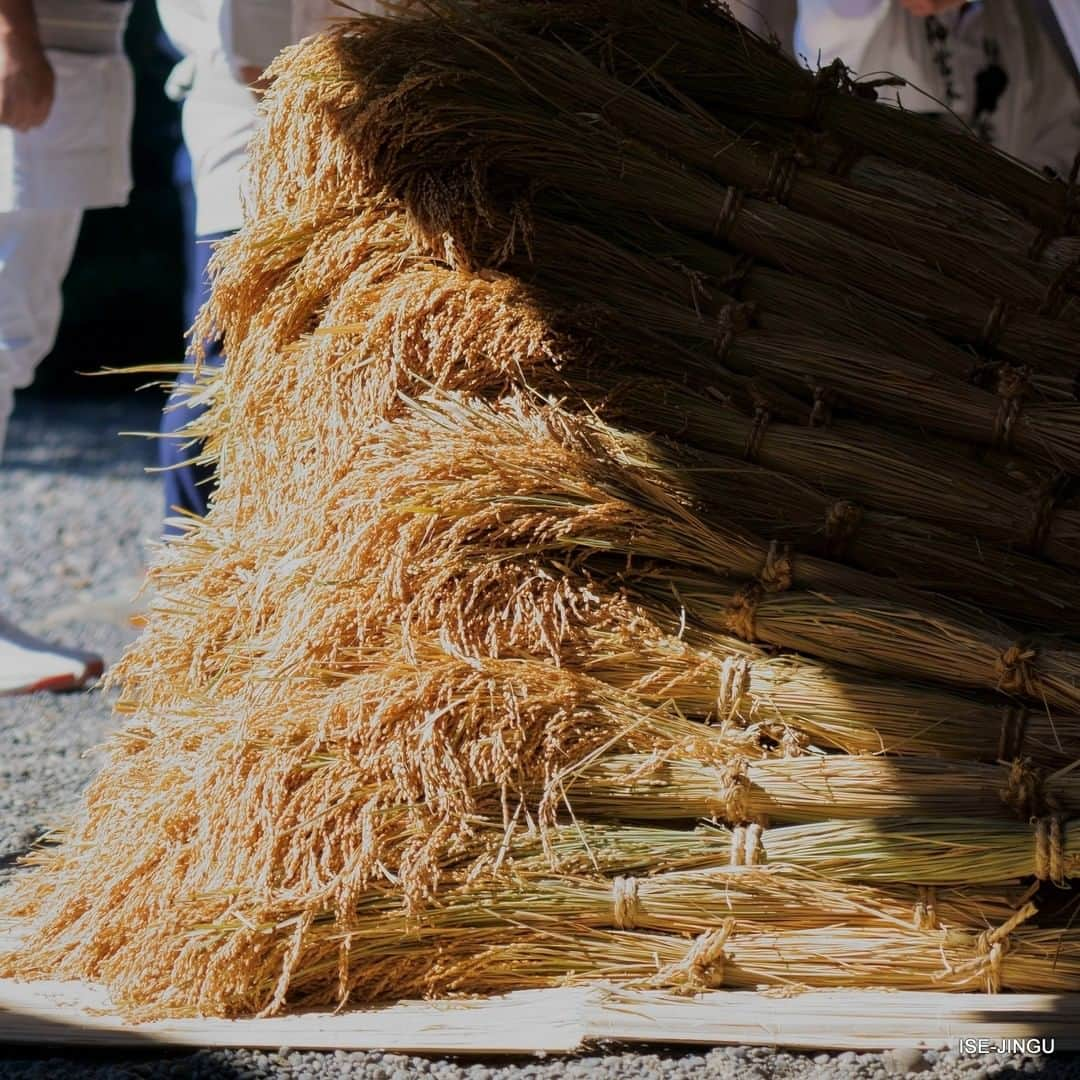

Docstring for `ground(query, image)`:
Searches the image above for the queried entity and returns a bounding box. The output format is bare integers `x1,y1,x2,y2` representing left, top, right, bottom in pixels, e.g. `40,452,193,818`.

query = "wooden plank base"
1,978,1077,1053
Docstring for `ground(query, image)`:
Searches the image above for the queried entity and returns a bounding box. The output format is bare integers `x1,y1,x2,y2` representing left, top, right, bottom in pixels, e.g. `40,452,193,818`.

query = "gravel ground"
0,395,1073,1079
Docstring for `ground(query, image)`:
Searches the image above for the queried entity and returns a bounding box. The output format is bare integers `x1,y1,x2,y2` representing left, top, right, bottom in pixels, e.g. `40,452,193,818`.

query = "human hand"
899,0,966,15
0,33,54,131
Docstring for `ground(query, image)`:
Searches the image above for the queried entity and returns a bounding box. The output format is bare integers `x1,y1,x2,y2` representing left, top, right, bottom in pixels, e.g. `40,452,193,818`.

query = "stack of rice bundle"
5,0,1080,1020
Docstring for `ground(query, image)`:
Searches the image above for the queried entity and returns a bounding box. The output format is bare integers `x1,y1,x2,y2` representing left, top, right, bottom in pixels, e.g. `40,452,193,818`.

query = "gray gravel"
0,394,1072,1078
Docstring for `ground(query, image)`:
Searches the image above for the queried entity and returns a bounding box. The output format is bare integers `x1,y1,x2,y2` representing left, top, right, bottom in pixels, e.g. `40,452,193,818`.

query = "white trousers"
0,209,82,457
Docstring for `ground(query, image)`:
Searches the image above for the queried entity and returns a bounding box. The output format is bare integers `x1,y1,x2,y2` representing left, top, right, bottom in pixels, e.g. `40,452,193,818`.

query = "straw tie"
717,655,752,719
763,151,798,205
611,875,639,930
912,886,938,930
714,760,751,823
760,540,793,593
997,704,1029,762
994,642,1038,698
713,301,754,363
809,385,833,427
729,821,764,866
938,901,1037,993
975,902,1038,993
1000,758,1042,819
712,187,744,242
649,918,736,992
1026,472,1070,555
726,542,793,640
744,404,771,463
824,499,862,558
992,363,1028,450
1034,816,1067,885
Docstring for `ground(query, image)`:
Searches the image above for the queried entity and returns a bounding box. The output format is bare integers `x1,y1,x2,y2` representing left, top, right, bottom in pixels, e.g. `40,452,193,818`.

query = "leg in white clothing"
0,207,103,695
0,208,83,421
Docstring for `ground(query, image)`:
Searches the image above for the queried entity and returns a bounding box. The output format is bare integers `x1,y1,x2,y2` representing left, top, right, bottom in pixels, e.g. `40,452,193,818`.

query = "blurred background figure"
795,0,1080,177
0,0,134,694
155,0,292,538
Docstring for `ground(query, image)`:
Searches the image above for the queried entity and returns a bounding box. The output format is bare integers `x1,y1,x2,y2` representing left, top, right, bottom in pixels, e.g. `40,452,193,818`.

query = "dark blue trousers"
159,229,233,537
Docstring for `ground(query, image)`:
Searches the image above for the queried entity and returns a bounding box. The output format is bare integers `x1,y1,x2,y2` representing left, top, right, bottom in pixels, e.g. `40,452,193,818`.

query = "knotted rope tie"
913,885,939,931
980,298,1013,351
714,760,752,823
764,151,798,204
726,542,793,641
1034,816,1067,885
713,186,744,241
1027,473,1070,555
744,405,771,463
993,364,1029,450
722,253,756,298
760,540,794,593
824,500,863,559
650,919,736,992
1001,758,1041,819
809,385,833,427
717,655,753,720
729,822,764,866
998,704,1029,762
611,876,639,930
714,301,755,364
995,643,1038,698
975,902,1039,994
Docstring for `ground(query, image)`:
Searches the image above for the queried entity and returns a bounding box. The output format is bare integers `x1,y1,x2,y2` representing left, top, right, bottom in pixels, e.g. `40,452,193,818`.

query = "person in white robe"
795,0,1080,179
0,0,134,694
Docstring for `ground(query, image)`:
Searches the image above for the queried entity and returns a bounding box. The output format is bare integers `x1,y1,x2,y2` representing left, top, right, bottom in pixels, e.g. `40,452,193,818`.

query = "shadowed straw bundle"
6,0,1080,1020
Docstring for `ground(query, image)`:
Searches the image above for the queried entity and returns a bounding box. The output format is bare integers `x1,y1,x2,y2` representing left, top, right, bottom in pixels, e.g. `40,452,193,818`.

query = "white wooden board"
1,975,1078,1053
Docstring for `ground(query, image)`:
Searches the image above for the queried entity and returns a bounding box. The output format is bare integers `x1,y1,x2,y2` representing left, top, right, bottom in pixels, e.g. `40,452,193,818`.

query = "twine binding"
995,643,1038,698
998,704,1029,762
611,875,639,930
824,500,862,558
913,886,938,930
1034,816,1066,885
729,821,764,866
651,918,735,992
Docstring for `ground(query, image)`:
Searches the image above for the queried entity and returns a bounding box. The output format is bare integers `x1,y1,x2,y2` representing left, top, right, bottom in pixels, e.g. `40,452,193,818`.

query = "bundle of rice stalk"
625,567,1080,709
473,818,1077,887
573,623,1077,766
325,391,1080,709
361,12,1066,319
571,205,1077,401
319,35,1080,375
593,423,1080,630
182,867,1023,1013
206,387,1080,712
605,379,1080,570
504,215,1080,472
562,752,1076,824
841,154,1080,283
534,0,1073,232
424,916,1079,999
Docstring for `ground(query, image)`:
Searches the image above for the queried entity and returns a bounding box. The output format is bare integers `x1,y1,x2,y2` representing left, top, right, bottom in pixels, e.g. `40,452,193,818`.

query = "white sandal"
0,614,104,695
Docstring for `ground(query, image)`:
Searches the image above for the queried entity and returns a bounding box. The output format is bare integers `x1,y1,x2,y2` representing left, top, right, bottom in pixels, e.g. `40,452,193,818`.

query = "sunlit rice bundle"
573,624,1079,765
562,752,1078,823
423,917,1078,999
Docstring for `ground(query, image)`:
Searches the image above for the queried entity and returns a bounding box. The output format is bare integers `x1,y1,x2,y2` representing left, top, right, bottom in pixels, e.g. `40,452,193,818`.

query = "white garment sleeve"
795,0,890,69
1050,0,1080,73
